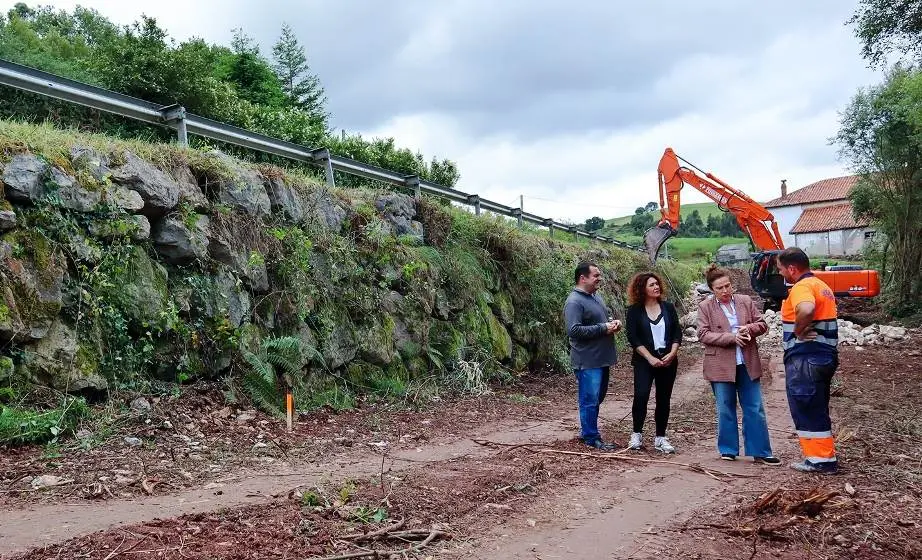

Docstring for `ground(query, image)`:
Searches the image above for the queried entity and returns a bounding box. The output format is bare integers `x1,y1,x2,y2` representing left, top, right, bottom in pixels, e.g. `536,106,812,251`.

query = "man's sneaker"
720,453,736,461
754,456,782,466
790,459,839,474
583,438,617,451
628,432,643,450
654,436,676,454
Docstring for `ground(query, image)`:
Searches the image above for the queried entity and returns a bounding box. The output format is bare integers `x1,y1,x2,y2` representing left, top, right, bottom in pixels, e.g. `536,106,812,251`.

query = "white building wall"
769,205,802,249
794,232,829,256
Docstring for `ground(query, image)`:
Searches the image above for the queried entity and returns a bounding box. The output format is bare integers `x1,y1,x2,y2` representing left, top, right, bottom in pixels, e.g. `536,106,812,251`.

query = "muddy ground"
3,334,921,559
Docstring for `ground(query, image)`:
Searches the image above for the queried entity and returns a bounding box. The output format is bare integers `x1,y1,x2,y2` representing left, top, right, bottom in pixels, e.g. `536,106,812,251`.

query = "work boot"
790,459,839,474
583,438,617,451
628,432,643,450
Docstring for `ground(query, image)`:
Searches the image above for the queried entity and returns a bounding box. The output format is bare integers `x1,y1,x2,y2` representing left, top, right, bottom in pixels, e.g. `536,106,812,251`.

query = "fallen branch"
309,528,450,560
533,448,757,481
471,439,548,455
341,518,406,542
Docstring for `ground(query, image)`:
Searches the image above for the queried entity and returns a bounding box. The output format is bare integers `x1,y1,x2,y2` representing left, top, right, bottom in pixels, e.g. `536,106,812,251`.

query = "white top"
719,299,745,365
649,314,667,351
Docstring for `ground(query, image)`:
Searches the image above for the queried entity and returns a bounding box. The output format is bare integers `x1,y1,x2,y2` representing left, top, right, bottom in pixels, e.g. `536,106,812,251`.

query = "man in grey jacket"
564,261,621,450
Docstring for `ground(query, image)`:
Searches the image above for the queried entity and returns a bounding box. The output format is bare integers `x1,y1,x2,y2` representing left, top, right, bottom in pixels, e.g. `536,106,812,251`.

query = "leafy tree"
681,209,706,237
272,23,327,123
584,216,605,231
644,201,658,213
706,214,720,234
629,211,656,234
834,65,922,316
225,29,286,108
849,0,922,67
718,212,743,237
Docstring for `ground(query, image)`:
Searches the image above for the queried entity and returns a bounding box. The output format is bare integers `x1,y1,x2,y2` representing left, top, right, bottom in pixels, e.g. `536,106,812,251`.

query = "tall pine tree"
272,23,327,125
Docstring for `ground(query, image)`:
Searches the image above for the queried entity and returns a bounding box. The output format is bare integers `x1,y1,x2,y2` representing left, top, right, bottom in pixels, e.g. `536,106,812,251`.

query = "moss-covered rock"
109,246,170,328
491,291,515,325
17,319,107,396
358,316,396,366
0,232,65,342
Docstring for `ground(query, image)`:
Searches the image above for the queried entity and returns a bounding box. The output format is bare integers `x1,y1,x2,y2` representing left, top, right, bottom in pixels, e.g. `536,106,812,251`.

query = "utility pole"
518,195,523,227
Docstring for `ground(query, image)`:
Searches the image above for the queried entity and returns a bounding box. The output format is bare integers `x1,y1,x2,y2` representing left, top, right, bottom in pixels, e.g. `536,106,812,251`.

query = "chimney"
780,179,788,198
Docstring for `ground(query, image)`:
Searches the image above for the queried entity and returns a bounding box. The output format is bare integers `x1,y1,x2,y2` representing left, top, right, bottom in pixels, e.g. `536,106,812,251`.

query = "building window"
864,231,876,239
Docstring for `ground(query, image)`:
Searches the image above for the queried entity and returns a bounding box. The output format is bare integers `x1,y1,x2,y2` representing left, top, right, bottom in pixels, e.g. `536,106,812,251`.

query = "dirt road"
4,339,921,559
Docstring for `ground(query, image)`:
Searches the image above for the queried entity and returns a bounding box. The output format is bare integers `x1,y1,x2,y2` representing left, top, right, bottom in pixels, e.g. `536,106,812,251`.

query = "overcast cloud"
4,1,883,223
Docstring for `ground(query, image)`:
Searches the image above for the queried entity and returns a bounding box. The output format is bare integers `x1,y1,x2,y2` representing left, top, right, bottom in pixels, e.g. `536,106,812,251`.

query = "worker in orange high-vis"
776,247,839,474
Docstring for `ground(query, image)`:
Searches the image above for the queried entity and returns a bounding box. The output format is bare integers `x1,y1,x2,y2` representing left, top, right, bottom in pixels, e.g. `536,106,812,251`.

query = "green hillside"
604,202,726,227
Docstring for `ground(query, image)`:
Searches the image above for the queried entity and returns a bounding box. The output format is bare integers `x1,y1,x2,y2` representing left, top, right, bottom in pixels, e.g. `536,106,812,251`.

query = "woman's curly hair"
627,272,666,305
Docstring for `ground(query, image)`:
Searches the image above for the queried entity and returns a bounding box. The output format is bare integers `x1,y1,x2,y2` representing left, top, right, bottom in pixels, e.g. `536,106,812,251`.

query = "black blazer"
625,300,682,362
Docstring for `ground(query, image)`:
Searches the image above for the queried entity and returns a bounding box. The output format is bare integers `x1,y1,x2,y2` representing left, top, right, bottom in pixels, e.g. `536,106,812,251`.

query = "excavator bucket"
642,223,677,264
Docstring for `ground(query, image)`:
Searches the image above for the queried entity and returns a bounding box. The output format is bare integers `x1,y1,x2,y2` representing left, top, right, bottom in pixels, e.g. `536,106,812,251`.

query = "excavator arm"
643,147,784,263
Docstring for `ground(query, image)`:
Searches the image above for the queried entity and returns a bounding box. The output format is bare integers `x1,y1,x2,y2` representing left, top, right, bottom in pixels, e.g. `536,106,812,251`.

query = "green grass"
660,237,751,262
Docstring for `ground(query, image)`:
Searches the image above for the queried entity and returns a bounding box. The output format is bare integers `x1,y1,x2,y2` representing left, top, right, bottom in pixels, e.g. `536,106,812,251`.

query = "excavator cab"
750,250,788,311
642,223,677,264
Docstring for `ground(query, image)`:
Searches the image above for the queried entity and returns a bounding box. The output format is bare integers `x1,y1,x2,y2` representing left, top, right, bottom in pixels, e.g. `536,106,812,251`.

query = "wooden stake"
286,392,293,432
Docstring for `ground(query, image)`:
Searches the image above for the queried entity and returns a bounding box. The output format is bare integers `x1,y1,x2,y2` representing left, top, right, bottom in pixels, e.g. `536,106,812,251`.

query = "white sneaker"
628,432,643,450
654,436,675,454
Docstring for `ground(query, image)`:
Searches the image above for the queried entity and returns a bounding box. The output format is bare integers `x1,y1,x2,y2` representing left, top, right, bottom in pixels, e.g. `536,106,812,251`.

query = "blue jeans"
576,367,609,442
711,364,773,457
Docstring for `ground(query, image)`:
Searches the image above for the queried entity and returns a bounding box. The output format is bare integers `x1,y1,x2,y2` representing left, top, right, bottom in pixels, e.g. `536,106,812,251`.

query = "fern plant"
241,336,307,418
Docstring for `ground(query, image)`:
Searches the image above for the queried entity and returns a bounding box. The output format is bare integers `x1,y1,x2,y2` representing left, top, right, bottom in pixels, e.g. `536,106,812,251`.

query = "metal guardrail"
0,59,639,249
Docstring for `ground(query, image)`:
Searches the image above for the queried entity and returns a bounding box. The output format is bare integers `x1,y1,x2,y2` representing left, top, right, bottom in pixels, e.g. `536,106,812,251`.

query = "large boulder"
188,267,251,328
0,234,65,341
152,215,210,265
207,226,269,293
374,193,423,238
305,188,347,232
171,165,210,211
0,210,16,232
109,246,170,327
2,154,48,202
203,152,271,219
266,176,305,223
70,146,111,182
17,319,107,396
88,215,151,242
110,152,181,216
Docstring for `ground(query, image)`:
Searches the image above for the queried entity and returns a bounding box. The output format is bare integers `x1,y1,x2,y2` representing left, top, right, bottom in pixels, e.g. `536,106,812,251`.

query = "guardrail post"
543,219,554,239
569,226,578,241
160,104,187,146
511,208,523,228
405,176,421,201
311,148,335,188
467,194,481,216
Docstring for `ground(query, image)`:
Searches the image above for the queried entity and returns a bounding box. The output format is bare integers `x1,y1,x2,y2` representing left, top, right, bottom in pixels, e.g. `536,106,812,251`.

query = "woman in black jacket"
625,271,682,453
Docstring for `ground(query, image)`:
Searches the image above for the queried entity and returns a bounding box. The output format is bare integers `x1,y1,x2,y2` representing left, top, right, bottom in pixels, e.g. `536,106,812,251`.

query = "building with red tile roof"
764,176,876,257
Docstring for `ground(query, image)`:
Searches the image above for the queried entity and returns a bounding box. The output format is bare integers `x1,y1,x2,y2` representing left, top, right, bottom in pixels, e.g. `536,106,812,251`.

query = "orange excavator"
644,147,880,310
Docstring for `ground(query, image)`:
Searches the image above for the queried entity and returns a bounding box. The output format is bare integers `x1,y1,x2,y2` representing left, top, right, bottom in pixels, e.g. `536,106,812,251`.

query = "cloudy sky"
5,1,883,223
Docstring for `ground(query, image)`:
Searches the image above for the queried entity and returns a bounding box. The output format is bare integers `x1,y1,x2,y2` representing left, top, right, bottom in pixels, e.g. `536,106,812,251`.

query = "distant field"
605,234,752,265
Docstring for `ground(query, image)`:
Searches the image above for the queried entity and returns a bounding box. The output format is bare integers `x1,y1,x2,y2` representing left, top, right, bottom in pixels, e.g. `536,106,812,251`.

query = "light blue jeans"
711,364,773,457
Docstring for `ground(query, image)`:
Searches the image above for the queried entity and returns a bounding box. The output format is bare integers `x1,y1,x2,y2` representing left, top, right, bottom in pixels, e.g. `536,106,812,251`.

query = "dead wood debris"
308,519,452,560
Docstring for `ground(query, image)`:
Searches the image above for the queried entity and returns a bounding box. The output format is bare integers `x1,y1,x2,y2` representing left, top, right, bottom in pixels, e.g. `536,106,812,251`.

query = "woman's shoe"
754,456,782,465
720,453,736,461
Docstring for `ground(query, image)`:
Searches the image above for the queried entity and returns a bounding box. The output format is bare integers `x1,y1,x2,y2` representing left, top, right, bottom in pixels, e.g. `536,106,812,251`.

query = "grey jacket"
564,288,618,370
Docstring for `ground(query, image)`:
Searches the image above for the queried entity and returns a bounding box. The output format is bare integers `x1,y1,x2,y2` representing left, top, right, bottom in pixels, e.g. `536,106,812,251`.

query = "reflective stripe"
814,320,837,330
782,335,838,350
805,456,838,463
797,430,833,438
799,436,836,459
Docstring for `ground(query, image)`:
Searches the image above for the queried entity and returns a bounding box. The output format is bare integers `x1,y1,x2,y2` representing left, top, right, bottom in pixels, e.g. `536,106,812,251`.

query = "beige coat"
696,294,768,382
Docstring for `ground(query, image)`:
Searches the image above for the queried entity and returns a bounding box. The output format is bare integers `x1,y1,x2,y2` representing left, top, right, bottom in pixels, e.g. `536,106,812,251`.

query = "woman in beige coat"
697,265,780,464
